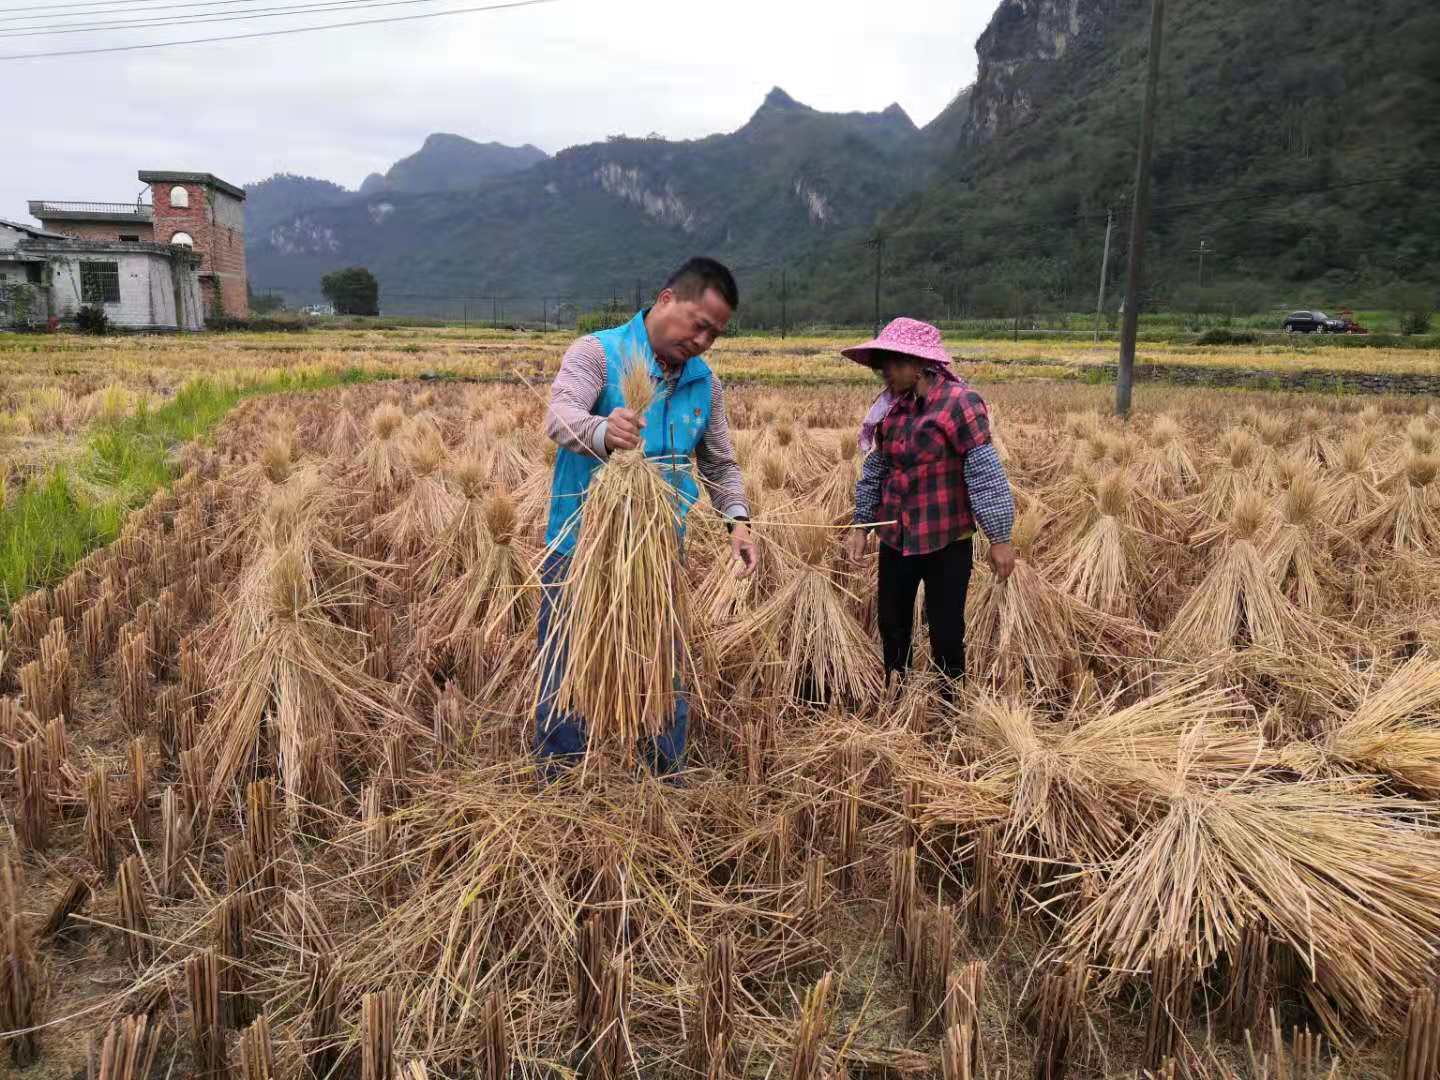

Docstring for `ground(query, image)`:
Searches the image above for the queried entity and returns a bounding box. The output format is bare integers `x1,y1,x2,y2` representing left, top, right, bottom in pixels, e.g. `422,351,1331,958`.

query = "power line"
3,0,263,23
1,0,479,37
0,0,250,13
0,0,557,59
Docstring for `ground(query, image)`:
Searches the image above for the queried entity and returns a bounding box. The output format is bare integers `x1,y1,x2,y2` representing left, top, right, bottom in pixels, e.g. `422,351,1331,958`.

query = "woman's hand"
843,527,871,563
988,541,1017,581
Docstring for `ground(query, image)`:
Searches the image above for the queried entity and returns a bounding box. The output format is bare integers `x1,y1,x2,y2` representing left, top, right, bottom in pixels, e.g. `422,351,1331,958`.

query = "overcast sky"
1,0,994,224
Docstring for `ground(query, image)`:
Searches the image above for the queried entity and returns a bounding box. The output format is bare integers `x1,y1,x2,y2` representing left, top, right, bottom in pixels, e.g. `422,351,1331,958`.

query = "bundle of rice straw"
967,508,1152,695
1259,469,1343,613
1160,490,1328,660
1326,654,1440,799
547,354,689,755
692,508,764,627
711,507,879,706
486,432,535,493
941,678,1260,868
376,425,459,558
1295,406,1331,464
1061,778,1440,1039
1185,428,1266,526
198,544,417,811
812,432,862,525
1326,432,1382,524
416,454,489,592
1058,470,1150,619
363,402,408,495
1406,416,1437,457
1136,414,1199,498
782,425,835,493
1355,452,1440,559
424,491,536,649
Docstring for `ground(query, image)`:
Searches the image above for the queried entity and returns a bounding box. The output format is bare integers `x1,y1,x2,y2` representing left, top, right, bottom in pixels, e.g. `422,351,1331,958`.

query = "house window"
80,261,121,304
119,234,140,242
170,232,194,247
170,185,190,208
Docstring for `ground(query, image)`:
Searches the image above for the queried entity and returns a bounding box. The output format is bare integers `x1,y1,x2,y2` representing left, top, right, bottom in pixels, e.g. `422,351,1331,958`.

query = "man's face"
650,287,732,366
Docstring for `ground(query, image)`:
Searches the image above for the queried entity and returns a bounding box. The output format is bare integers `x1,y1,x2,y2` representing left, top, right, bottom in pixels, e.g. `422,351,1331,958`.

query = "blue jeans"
533,551,689,775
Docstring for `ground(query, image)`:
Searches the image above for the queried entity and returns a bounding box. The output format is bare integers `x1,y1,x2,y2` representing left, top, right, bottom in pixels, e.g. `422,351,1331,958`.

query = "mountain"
244,174,354,237
377,134,549,194
868,0,1440,316
245,88,927,311
245,1,1440,321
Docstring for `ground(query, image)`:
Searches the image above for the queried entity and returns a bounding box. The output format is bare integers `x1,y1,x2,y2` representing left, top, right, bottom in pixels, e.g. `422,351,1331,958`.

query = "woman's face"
879,353,923,393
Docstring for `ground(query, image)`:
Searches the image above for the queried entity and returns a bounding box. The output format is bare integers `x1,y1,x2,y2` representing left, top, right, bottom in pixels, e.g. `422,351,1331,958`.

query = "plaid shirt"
873,380,993,556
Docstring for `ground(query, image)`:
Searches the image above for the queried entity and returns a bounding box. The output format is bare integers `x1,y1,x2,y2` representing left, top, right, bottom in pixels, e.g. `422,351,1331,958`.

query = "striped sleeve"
964,444,1014,544
544,335,610,459
853,449,888,526
695,376,749,519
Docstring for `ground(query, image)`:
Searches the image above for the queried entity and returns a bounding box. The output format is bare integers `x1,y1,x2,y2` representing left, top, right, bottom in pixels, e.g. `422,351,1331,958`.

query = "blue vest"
544,310,714,556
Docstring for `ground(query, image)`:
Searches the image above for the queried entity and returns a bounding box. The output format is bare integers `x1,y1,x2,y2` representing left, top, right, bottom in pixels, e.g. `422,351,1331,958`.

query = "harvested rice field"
3,363,1440,1080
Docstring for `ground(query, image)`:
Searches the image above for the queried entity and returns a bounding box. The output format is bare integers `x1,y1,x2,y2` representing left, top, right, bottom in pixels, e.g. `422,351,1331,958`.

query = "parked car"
1283,310,1347,333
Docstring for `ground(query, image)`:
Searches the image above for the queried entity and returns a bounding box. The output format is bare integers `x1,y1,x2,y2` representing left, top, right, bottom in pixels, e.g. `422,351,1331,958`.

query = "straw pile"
546,354,689,755
3,378,1439,1079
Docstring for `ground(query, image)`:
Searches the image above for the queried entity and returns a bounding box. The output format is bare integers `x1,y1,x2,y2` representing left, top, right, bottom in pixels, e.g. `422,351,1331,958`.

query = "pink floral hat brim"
841,316,954,369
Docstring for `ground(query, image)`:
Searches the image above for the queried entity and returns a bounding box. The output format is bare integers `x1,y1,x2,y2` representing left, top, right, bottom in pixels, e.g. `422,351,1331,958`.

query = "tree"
320,267,380,316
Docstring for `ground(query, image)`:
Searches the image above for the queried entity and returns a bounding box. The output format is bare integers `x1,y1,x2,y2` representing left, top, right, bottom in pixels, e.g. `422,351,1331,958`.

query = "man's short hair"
663,257,740,312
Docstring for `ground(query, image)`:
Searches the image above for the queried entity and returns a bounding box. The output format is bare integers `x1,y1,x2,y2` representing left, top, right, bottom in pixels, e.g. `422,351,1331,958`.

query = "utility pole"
1194,239,1212,288
1095,208,1114,343
492,296,498,329
780,264,788,339
634,278,642,312
1116,0,1166,419
869,233,885,335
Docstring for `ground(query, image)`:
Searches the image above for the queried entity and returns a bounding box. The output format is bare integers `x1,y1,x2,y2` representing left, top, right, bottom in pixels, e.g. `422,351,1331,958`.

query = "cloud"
0,0,991,221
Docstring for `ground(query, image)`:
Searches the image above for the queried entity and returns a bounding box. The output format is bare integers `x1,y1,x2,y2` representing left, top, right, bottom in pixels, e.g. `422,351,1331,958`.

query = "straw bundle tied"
547,352,689,754
968,508,1151,693
711,507,880,705
1327,653,1440,798
198,542,417,810
1160,490,1333,660
1063,778,1440,1039
1356,452,1440,558
920,678,1263,868
424,490,536,651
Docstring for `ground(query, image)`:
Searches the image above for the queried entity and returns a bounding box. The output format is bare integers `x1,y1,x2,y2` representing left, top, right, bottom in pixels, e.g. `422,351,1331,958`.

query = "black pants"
877,538,973,683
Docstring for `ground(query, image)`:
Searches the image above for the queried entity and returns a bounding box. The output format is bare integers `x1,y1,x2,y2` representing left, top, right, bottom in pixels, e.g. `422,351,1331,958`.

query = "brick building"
23,168,247,325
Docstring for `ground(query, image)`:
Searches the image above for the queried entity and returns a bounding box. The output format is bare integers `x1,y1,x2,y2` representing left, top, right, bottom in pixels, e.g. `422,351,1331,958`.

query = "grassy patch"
0,365,385,609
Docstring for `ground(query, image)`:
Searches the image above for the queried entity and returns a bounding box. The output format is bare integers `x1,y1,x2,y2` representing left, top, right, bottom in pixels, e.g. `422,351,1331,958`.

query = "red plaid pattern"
876,380,992,556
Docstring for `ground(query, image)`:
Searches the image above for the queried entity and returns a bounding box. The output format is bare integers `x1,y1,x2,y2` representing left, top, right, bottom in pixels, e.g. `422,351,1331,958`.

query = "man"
536,257,756,773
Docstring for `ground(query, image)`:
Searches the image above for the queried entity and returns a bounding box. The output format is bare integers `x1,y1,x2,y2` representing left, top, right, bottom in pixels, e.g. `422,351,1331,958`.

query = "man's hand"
603,406,645,452
730,523,757,579
988,541,1017,582
843,527,871,563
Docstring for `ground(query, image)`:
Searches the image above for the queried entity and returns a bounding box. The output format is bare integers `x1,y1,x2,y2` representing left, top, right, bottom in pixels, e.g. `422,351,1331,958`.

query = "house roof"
27,200,153,225
0,216,71,240
138,170,246,200
17,236,199,262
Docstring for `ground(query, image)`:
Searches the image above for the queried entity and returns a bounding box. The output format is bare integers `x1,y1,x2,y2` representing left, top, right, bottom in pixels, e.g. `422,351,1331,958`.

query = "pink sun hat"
841,316,954,370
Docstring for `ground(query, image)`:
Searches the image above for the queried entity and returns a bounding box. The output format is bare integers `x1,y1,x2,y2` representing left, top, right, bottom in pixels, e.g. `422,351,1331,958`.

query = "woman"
841,317,1016,684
